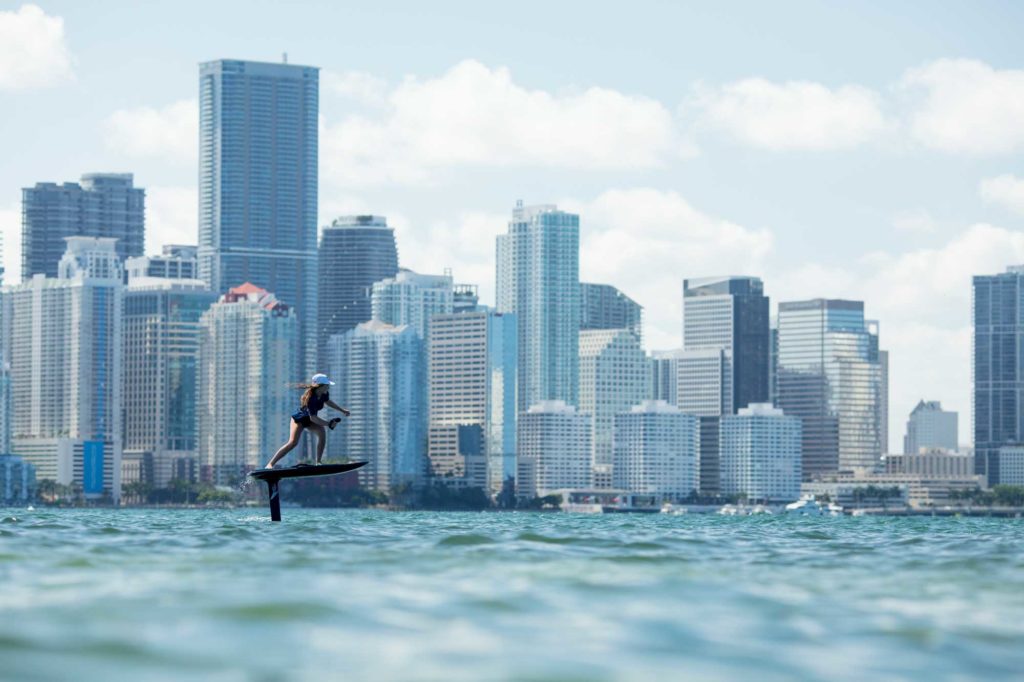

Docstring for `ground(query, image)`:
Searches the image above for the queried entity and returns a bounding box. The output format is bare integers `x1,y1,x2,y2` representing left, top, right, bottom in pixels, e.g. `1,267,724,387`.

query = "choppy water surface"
1,508,1022,681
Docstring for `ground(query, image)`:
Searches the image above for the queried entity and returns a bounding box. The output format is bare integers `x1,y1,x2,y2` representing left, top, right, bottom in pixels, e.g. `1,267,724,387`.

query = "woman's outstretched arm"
326,399,351,416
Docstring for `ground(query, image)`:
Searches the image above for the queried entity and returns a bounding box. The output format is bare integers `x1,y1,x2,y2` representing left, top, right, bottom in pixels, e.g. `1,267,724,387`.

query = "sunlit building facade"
198,59,319,376
198,283,298,485
613,401,699,501
497,202,580,411
776,299,883,478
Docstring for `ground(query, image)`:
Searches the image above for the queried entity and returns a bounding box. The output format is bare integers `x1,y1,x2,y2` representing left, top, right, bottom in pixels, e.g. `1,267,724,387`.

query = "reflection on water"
1,509,1022,681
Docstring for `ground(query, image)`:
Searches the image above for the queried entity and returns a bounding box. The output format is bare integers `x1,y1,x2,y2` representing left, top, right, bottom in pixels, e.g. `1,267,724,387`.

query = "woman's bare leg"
309,424,327,464
265,421,305,468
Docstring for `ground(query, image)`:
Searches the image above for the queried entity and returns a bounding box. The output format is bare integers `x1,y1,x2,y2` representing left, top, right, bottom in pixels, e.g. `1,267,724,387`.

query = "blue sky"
3,0,1024,450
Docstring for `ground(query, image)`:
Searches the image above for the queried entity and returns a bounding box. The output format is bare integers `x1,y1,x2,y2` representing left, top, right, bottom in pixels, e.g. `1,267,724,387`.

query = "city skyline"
4,2,1024,452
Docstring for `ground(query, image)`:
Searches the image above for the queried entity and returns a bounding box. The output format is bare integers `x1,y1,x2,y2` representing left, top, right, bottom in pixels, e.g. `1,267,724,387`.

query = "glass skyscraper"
123,275,217,487
22,173,144,280
497,201,580,412
682,276,769,411
776,299,883,478
317,215,399,357
973,266,1024,484
198,59,319,375
580,283,643,340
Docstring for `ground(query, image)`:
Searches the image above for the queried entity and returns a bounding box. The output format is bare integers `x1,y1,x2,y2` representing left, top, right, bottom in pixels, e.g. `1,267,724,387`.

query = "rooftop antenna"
282,52,288,64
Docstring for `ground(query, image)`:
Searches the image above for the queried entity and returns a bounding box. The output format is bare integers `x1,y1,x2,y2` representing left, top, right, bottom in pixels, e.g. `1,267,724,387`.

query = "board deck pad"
249,461,367,482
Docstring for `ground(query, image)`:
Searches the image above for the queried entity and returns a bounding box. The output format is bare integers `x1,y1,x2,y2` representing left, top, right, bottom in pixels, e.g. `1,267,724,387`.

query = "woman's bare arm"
326,399,350,415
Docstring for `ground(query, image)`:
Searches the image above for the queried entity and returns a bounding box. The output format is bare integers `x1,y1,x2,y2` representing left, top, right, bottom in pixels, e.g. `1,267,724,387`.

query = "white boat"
784,494,843,516
718,503,774,516
660,503,687,515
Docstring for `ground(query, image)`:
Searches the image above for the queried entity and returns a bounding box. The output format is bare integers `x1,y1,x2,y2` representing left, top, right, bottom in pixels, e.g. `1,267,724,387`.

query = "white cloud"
1,202,20,285
322,60,677,186
322,70,389,106
902,59,1024,154
0,4,72,90
103,99,198,163
693,78,886,151
145,186,197,253
892,209,936,234
396,209,508,306
565,188,774,350
980,174,1024,216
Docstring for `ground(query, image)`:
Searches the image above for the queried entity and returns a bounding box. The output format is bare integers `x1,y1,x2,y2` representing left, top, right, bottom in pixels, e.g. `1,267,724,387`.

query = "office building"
884,449,973,477
776,299,884,478
903,400,958,455
682,276,769,411
21,173,144,280
580,283,642,340
0,455,36,504
198,283,298,485
720,403,802,502
650,349,684,406
612,401,699,501
516,401,591,499
122,270,217,487
125,245,198,281
371,268,454,339
973,266,1024,484
676,348,731,495
427,311,516,494
2,237,123,501
579,329,649,487
198,59,319,376
999,446,1024,486
317,215,399,353
453,284,480,314
326,320,426,491
497,202,580,411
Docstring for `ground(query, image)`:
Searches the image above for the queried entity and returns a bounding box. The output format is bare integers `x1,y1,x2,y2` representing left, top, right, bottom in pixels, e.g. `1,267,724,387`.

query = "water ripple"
0,508,1021,681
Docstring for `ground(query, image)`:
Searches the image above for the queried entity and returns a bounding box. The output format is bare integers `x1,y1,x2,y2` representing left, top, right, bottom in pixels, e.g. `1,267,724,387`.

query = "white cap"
311,373,335,386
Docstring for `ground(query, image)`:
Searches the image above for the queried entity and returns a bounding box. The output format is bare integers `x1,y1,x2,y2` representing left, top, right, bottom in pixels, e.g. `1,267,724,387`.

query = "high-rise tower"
496,202,580,412
198,59,318,375
317,215,399,357
776,299,883,478
973,266,1024,484
22,174,144,280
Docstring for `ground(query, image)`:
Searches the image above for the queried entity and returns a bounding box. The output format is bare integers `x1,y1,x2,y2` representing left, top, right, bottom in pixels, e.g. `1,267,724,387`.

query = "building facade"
516,401,592,499
497,202,580,411
326,320,426,491
682,276,769,411
579,329,649,487
776,299,884,478
22,173,144,280
125,245,198,281
903,400,958,455
198,283,298,485
719,403,802,502
580,283,642,340
676,348,731,495
317,215,399,356
2,237,123,501
427,311,517,494
999,446,1024,486
649,349,684,406
122,274,217,487
198,59,319,376
612,401,699,501
0,454,36,503
371,268,454,340
973,266,1024,484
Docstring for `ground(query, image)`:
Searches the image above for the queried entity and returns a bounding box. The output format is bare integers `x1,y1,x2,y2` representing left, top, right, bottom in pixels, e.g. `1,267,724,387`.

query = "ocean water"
0,508,1022,681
